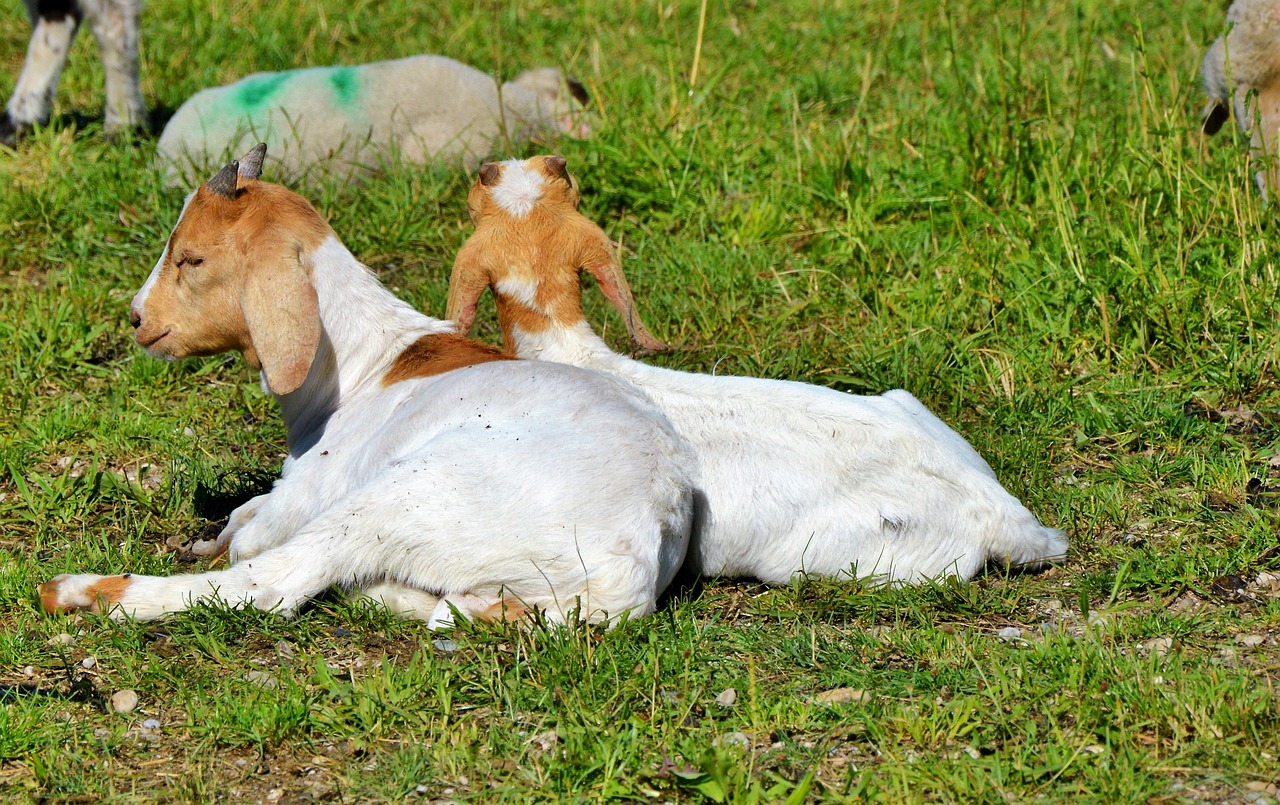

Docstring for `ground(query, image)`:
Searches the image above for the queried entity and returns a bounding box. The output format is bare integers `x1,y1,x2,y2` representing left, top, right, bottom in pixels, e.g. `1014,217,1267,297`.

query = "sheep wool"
156,56,587,185
1202,0,1280,199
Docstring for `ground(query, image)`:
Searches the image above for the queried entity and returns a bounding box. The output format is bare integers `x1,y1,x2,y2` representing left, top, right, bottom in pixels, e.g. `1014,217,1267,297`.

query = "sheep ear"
242,244,320,394
1203,102,1229,135
566,77,589,106
238,143,268,180
583,251,670,354
447,242,492,335
207,160,241,198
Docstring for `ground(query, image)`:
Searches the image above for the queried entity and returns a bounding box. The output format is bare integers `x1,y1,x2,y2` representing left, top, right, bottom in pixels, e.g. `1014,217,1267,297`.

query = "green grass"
2,0,1279,801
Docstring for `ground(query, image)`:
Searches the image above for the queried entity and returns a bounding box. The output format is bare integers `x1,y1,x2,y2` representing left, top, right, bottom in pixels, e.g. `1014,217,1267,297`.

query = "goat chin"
40,170,696,627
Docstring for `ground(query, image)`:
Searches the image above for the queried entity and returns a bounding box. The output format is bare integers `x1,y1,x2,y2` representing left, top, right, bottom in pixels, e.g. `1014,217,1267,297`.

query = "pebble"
1237,634,1265,648
714,688,737,708
141,718,161,730
47,633,75,648
110,689,140,714
246,670,279,689
80,656,96,670
1140,637,1173,656
432,639,458,653
813,687,871,705
996,626,1024,642
275,640,296,660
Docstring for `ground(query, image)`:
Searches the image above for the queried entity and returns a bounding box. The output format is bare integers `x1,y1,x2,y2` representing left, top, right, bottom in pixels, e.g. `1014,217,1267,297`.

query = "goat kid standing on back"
448,156,1068,586
38,145,697,628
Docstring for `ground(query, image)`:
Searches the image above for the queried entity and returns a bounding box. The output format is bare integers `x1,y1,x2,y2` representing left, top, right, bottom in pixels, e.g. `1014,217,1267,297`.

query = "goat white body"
514,321,1064,584
3,0,143,143
449,157,1067,585
41,190,695,626
157,57,584,185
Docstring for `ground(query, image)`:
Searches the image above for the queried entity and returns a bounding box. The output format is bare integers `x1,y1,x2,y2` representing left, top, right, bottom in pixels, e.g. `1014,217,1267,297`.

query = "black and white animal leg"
86,0,144,136
2,0,83,144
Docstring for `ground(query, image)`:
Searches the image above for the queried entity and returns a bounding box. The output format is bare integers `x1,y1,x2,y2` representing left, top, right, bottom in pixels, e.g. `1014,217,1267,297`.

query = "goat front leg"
38,530,350,621
190,493,271,558
86,0,145,135
3,1,83,143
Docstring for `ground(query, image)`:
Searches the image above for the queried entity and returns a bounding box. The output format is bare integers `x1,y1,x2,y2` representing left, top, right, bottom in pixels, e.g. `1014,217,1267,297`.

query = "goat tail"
988,516,1069,571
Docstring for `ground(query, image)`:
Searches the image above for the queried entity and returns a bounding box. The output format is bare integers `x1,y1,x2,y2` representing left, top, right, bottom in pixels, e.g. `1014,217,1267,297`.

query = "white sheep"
38,145,696,627
1202,0,1280,198
156,56,589,186
448,156,1068,586
2,0,144,144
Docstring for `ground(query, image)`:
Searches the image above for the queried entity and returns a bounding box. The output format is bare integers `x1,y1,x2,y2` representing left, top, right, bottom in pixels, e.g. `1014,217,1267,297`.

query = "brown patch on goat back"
382,333,511,385
477,597,531,623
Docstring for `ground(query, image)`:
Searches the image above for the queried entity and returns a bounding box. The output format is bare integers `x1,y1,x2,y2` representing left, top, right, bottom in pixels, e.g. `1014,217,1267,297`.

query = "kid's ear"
447,241,493,335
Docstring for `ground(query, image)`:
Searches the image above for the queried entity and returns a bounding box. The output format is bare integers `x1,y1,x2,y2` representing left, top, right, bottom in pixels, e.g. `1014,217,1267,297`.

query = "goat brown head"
130,144,330,394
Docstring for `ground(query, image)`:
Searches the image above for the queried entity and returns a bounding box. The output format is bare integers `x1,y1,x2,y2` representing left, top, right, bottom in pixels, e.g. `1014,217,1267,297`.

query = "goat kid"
448,156,1068,585
2,0,144,144
38,145,696,628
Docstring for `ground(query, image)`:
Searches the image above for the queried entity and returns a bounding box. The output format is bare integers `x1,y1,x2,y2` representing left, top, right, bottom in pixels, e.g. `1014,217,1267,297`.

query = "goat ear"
242,244,320,394
447,241,492,335
581,237,669,354
238,143,268,180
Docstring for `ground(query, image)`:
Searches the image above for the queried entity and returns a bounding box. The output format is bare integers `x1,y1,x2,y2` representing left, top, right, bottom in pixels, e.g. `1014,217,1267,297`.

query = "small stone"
997,627,1024,642
183,427,195,437
47,633,75,648
1139,637,1173,656
1244,781,1279,796
80,656,96,670
246,670,278,689
1237,634,1265,648
23,666,34,678
275,640,295,659
432,639,458,653
1087,612,1110,628
266,789,283,802
813,687,871,705
110,689,139,714
714,731,751,749
1081,744,1105,754
332,627,352,638
714,687,737,708
141,718,161,730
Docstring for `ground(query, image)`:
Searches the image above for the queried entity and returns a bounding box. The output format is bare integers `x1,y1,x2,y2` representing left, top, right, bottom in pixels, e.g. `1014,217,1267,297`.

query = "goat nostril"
129,309,141,328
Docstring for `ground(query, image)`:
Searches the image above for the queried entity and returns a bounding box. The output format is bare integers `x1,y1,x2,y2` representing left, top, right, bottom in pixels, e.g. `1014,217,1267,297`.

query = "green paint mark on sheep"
236,73,291,109
329,68,358,107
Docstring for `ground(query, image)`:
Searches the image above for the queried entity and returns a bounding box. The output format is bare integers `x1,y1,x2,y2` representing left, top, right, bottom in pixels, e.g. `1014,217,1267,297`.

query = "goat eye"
188,257,204,267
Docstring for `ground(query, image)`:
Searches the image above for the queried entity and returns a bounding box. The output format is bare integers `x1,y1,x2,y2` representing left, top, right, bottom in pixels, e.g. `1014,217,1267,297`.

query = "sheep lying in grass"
38,145,695,627
1202,0,1280,198
1,0,144,144
448,156,1068,585
156,56,590,185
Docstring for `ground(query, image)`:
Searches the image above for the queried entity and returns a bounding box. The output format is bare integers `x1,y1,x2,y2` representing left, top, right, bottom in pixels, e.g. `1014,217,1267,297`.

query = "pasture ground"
1,0,1278,801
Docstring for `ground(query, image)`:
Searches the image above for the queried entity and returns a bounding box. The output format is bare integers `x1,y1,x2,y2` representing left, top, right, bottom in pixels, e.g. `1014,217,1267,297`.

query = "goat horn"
544,156,569,181
238,143,267,180
478,163,500,186
207,160,240,198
